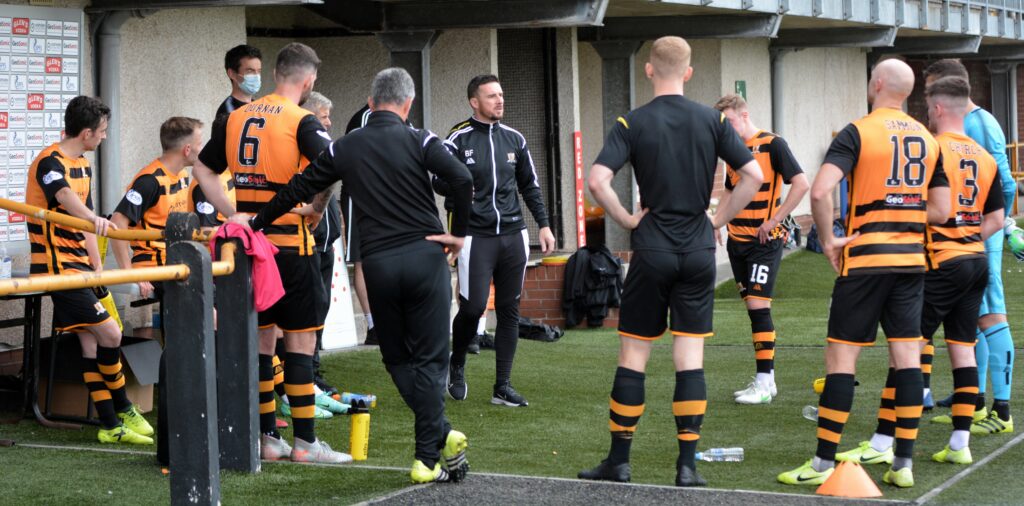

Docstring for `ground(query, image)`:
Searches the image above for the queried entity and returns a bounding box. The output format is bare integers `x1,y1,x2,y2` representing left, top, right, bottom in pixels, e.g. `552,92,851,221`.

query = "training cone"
815,461,883,498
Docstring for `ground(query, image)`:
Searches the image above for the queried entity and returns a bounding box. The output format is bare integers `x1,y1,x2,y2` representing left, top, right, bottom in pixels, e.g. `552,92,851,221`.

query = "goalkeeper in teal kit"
925,60,1016,434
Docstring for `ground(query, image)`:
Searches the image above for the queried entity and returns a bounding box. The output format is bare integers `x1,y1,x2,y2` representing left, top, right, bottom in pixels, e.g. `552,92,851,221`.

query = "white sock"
869,433,894,452
313,384,323,395
811,456,834,472
949,430,970,451
281,394,289,406
924,387,932,398
477,316,487,334
366,313,374,329
770,369,776,384
756,372,772,388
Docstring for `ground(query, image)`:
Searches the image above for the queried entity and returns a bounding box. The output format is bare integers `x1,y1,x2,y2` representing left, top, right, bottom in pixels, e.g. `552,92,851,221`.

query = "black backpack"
518,316,564,342
806,218,846,254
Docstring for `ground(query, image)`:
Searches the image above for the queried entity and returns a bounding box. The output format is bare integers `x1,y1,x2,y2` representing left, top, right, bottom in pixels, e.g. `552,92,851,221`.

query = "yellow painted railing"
0,198,211,242
0,234,236,297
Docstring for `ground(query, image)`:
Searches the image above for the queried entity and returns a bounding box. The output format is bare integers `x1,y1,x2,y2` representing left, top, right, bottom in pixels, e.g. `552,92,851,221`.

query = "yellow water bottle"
349,402,370,461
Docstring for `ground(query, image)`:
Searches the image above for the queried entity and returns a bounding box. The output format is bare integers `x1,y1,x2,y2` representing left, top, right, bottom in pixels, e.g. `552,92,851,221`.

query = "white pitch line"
915,430,1024,505
17,442,157,456
357,483,434,505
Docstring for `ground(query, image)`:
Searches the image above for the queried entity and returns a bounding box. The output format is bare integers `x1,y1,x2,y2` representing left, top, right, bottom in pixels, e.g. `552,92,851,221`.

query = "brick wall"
519,259,623,330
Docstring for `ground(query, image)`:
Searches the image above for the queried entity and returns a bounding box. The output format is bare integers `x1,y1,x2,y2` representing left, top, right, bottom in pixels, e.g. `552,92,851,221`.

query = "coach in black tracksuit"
244,68,473,479
434,74,555,408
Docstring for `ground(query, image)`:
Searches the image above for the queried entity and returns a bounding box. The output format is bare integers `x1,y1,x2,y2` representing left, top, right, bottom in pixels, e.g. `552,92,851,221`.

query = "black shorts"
51,288,112,332
618,248,715,340
340,193,361,263
727,237,783,300
921,256,988,346
827,273,924,346
258,252,328,332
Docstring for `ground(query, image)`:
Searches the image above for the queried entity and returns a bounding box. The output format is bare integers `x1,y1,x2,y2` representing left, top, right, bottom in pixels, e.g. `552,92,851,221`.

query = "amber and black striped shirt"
724,131,803,242
26,143,94,275
113,159,191,267
824,108,948,277
926,131,1003,268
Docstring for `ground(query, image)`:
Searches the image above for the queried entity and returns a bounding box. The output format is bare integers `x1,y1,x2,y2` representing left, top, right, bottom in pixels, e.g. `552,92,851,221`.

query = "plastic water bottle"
803,405,819,422
695,447,744,462
0,244,11,279
349,402,370,461
341,392,377,409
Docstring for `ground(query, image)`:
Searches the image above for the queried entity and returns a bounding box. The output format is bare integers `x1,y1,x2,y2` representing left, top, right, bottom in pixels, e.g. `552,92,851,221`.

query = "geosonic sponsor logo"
955,211,982,225
885,193,922,207
235,172,268,188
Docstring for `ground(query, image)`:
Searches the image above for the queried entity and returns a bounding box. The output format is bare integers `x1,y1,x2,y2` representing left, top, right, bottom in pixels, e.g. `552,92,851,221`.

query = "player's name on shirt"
241,103,285,115
883,119,926,132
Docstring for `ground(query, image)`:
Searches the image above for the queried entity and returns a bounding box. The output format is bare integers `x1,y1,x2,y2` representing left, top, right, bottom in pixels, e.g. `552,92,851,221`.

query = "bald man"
578,36,762,487
778,59,950,488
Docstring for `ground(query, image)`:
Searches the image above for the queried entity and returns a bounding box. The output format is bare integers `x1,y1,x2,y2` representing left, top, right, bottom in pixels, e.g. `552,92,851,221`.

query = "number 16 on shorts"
750,264,769,284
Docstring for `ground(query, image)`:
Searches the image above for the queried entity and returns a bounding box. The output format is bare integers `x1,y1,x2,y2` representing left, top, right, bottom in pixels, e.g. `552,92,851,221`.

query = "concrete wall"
430,29,496,134
776,47,868,217
120,8,246,184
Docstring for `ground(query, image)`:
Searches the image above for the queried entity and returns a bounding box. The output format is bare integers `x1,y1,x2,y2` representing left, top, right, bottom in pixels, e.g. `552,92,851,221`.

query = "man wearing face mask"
193,42,344,463
217,44,262,120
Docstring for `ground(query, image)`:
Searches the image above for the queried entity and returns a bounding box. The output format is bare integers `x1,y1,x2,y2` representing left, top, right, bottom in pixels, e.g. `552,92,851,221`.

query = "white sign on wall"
0,4,82,245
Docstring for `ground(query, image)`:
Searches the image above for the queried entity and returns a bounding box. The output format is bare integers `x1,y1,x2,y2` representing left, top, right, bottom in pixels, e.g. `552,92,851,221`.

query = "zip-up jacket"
434,116,550,236
250,111,473,258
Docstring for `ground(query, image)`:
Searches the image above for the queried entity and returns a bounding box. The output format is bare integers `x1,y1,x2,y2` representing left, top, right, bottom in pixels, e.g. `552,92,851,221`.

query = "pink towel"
210,223,284,312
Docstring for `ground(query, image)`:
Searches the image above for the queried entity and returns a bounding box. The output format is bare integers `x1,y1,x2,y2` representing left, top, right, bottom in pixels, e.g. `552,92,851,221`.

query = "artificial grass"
2,249,1023,504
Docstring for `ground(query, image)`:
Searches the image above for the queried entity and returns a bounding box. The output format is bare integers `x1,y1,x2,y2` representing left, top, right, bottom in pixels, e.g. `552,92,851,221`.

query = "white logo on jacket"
196,202,215,215
507,152,516,164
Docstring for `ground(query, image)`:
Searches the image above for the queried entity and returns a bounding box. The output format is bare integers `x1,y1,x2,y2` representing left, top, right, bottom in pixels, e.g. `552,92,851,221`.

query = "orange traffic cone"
816,461,883,498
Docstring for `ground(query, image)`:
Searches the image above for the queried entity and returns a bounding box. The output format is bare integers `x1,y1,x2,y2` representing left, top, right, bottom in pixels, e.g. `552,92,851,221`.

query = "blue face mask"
239,74,261,96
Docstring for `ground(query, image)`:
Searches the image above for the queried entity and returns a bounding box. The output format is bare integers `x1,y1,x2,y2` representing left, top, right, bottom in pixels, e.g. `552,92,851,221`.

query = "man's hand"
539,227,556,254
228,213,252,227
93,216,116,237
622,208,649,230
823,232,860,273
290,205,324,231
756,217,780,245
713,226,724,246
426,233,465,264
138,281,154,299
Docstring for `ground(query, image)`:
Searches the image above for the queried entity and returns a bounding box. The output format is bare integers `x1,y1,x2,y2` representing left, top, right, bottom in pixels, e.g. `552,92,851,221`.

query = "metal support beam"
919,0,930,28
165,213,219,506
942,0,951,31
958,44,1024,59
772,27,897,48
87,0,320,11
590,41,639,253
578,15,781,41
214,238,258,473
895,0,905,27
311,0,607,32
873,35,983,54
377,31,438,130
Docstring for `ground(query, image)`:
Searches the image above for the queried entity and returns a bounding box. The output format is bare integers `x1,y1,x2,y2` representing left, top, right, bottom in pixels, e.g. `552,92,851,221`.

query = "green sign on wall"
735,80,747,100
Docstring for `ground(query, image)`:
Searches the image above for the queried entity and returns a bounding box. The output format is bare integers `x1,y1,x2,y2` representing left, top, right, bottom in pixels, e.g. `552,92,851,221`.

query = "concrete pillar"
556,27,582,250
590,41,641,253
377,31,440,129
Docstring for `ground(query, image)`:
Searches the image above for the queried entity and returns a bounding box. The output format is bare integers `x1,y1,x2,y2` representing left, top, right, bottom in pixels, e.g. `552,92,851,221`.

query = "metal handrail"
0,198,210,242
0,242,237,297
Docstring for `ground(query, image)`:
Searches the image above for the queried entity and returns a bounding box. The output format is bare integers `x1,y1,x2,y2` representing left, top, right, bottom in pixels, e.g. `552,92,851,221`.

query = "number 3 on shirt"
886,135,927,187
238,117,266,167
